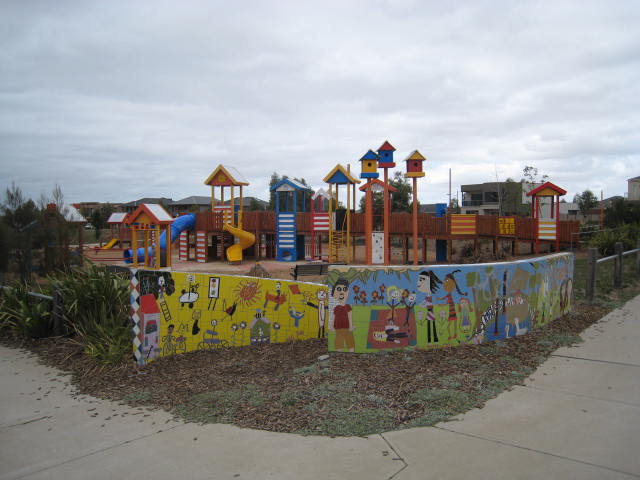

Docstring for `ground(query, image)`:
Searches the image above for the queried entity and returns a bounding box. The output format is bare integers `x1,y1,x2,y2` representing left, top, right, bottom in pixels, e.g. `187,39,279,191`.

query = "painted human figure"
438,270,468,342
386,287,401,323
402,291,417,327
329,278,355,352
316,289,327,338
416,270,442,344
157,275,166,300
459,297,473,334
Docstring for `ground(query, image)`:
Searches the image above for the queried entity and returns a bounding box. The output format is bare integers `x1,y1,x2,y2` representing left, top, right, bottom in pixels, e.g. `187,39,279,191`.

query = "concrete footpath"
1,296,639,480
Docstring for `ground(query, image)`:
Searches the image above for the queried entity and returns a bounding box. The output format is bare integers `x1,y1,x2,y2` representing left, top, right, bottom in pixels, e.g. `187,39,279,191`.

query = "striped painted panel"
538,221,556,240
451,214,477,235
313,213,330,231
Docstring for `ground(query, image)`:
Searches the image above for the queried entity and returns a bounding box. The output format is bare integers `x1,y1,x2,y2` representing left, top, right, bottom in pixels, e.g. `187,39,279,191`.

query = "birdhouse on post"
377,141,396,168
404,150,426,265
359,150,380,179
404,150,426,178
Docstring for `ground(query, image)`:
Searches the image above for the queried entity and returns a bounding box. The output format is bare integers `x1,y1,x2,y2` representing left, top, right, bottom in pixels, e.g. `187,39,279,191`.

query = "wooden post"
412,177,418,266
365,181,373,265
614,242,623,290
585,247,597,303
384,168,390,265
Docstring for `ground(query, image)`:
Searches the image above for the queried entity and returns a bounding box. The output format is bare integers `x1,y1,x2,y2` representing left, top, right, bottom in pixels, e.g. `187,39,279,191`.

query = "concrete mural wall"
131,269,328,365
327,253,573,353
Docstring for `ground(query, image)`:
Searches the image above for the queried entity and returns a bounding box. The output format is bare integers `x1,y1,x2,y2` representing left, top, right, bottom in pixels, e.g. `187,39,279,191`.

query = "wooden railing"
189,210,579,244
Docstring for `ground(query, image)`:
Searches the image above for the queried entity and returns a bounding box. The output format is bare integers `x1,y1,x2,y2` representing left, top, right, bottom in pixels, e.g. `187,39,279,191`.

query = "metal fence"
585,240,640,303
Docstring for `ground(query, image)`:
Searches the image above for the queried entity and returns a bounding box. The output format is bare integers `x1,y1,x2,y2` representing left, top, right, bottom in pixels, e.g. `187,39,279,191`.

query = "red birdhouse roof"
377,141,396,152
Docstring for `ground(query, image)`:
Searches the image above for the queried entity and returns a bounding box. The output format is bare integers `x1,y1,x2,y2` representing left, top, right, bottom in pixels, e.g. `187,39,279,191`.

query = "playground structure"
526,182,567,254
102,147,578,269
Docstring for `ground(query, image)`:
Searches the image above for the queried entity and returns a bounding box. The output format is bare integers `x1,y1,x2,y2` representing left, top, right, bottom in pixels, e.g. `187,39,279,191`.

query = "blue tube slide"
123,213,195,264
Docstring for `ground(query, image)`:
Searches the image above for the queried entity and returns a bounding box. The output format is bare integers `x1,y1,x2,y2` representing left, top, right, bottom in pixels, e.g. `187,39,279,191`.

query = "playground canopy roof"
125,203,173,225
358,178,397,193
271,178,312,192
526,181,567,197
204,165,249,187
107,212,128,224
64,205,87,224
323,164,360,185
312,187,332,200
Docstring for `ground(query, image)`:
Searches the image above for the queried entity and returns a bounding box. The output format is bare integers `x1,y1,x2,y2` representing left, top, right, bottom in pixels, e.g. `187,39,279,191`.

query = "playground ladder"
158,297,172,322
329,230,347,263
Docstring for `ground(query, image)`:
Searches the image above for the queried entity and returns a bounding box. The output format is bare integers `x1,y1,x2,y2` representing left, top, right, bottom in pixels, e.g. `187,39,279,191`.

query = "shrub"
0,282,53,338
588,224,639,256
52,263,131,364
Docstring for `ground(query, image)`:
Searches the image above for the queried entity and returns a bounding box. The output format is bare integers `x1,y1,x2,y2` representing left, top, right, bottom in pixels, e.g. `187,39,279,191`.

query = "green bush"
52,263,131,364
0,282,53,338
588,224,639,256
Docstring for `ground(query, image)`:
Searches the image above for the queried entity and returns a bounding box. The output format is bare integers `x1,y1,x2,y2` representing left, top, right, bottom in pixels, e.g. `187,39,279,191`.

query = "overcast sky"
1,0,638,208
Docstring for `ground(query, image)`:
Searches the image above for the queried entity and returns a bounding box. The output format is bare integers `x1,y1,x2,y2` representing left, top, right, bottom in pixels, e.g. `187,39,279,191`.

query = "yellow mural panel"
499,217,515,235
131,269,328,365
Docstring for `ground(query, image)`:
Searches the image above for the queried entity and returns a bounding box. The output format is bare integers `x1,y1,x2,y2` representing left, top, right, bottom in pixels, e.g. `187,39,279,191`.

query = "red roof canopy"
526,181,567,197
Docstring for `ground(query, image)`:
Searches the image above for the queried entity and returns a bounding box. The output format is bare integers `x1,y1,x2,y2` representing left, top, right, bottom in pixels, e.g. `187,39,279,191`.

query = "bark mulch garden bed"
2,303,610,436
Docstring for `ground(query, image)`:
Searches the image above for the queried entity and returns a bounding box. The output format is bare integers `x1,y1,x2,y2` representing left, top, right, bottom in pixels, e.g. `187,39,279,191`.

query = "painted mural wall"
130,269,328,365
327,253,573,353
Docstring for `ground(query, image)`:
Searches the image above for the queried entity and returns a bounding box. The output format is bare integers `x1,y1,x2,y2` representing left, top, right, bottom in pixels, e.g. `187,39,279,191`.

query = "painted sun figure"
233,280,262,308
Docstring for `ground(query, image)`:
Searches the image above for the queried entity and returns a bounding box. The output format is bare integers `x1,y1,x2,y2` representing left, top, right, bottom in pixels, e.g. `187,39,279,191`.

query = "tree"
521,166,549,188
267,172,281,211
358,171,413,214
247,197,263,211
573,190,598,221
1,183,39,282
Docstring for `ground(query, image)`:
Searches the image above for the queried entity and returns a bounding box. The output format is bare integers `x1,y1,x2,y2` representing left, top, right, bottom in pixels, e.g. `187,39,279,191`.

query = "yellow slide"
222,224,256,262
102,238,119,249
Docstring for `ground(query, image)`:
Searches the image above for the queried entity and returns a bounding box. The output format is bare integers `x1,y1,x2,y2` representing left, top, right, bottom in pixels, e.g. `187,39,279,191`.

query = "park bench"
290,263,329,280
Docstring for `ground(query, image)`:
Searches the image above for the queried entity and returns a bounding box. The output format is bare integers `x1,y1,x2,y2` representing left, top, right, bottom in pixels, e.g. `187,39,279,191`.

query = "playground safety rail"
585,239,640,303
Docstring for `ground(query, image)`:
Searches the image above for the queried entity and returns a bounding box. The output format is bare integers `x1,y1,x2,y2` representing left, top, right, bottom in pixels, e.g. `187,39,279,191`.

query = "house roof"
122,197,173,207
172,196,211,205
125,203,173,225
323,164,360,185
526,181,567,197
204,164,249,187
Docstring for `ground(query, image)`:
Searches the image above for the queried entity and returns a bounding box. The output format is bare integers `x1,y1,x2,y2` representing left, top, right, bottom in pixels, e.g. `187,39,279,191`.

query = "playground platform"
1,295,639,479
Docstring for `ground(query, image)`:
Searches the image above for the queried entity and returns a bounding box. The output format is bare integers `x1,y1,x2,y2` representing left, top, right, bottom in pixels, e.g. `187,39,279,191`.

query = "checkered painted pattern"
129,268,143,364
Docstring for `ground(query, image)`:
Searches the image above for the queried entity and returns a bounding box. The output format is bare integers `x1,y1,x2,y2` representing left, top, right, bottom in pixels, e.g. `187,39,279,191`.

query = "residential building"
628,176,640,201
460,181,533,216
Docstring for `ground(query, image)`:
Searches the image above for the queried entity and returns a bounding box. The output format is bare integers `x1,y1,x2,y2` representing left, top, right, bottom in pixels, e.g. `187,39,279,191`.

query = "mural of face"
407,292,417,304
332,279,349,305
317,289,327,301
389,288,400,302
417,273,430,294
